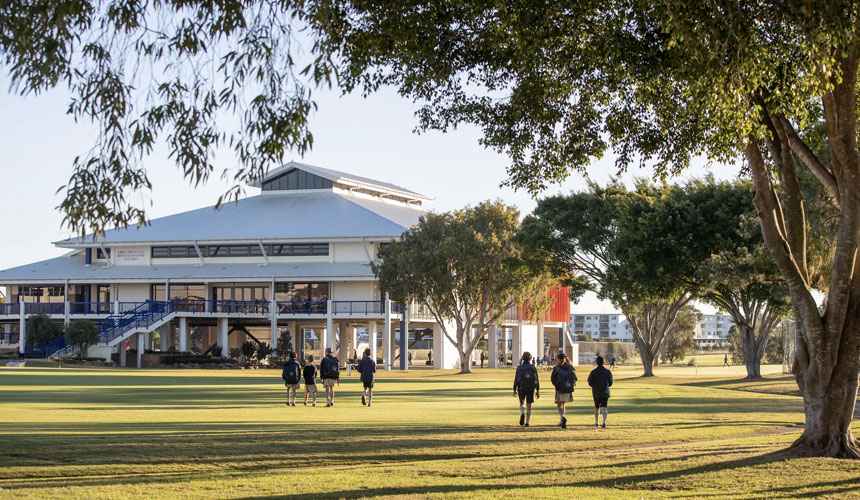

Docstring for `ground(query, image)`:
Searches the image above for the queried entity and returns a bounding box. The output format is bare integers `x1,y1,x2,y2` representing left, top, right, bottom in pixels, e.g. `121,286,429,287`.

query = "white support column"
179,317,188,352
64,281,70,325
18,301,26,354
136,332,144,368
383,297,392,370
432,322,445,370
217,318,229,358
338,322,349,366
325,305,334,351
159,324,170,351
512,321,523,366
488,323,499,368
368,320,378,362
269,279,277,347
287,321,298,355
400,308,409,371
501,326,510,366
536,320,545,361
119,340,127,367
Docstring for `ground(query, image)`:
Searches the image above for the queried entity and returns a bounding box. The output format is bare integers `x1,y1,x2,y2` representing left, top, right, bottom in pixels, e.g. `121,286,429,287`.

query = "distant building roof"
0,253,375,283
54,190,424,247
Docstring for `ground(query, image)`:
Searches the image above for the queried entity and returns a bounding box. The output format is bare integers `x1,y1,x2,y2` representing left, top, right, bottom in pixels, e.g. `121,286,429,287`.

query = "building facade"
0,162,569,369
569,313,633,342
695,313,735,347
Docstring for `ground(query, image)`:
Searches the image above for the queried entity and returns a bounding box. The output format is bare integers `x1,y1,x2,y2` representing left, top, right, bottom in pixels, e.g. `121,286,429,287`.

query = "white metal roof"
0,252,375,283
54,190,423,247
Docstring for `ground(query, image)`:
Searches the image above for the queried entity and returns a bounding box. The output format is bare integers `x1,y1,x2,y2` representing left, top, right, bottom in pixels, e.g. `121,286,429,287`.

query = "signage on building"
116,248,148,265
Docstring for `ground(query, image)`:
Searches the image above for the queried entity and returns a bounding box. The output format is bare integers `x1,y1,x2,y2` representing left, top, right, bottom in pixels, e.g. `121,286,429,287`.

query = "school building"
0,162,570,369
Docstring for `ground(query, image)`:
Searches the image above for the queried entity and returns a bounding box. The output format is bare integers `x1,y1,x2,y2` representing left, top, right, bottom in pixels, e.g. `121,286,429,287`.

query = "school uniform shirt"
587,365,613,398
357,356,377,383
303,364,317,385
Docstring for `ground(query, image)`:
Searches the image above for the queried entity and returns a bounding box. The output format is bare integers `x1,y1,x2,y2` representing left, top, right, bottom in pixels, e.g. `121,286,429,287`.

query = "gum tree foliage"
0,0,332,236
520,181,723,377
312,0,860,459
63,319,98,356
662,305,699,363
373,201,553,374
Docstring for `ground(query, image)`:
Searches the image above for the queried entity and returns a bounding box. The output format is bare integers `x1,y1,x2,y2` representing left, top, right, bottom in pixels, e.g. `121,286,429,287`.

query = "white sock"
520,406,525,415
526,411,531,424
363,390,367,397
602,409,608,424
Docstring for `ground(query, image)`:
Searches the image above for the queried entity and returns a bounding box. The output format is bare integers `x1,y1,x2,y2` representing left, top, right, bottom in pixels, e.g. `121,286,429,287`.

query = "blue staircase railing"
95,301,174,345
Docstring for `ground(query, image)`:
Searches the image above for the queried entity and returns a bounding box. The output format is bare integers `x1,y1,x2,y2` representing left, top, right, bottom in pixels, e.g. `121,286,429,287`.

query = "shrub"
256,342,272,364
64,320,99,356
240,341,257,364
160,354,230,365
25,315,63,346
228,347,242,361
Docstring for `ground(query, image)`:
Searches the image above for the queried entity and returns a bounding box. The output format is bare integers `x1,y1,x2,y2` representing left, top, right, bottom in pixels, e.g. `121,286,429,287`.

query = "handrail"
0,303,20,315
69,302,114,315
22,303,65,315
96,301,174,344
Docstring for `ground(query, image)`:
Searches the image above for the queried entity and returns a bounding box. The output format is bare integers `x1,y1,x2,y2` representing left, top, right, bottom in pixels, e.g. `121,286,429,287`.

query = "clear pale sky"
0,74,740,313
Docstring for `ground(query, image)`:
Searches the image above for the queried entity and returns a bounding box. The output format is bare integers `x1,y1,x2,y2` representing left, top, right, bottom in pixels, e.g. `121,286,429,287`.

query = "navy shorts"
518,388,535,404
363,381,374,389
593,396,609,408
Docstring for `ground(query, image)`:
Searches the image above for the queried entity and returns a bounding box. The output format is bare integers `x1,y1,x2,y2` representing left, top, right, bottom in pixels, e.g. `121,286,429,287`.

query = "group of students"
281,347,378,407
281,347,612,429
513,351,613,428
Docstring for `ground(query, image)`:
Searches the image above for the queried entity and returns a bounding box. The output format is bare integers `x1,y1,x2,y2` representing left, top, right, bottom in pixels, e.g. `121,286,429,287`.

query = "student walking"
357,348,377,406
609,356,617,370
303,355,318,406
480,350,485,368
513,352,540,427
587,356,614,428
281,351,301,407
723,353,730,367
320,347,340,407
550,352,577,428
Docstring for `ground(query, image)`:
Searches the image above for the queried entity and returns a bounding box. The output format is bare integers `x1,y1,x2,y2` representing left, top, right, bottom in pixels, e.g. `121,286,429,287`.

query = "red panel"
515,286,570,322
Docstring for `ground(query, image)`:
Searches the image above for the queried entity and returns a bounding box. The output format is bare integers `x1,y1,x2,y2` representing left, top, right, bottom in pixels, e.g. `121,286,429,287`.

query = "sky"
0,75,741,313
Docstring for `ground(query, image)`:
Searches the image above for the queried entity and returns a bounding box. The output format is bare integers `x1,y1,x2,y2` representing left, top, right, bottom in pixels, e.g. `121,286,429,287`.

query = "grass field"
0,363,857,499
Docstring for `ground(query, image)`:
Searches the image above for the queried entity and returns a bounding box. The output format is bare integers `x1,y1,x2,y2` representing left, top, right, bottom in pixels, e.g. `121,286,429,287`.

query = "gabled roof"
253,161,432,201
54,190,423,247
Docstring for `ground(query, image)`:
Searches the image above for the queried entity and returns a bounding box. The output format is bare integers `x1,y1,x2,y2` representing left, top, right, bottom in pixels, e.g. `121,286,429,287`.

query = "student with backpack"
513,351,540,427
550,352,577,428
357,348,377,407
281,351,302,407
587,355,614,428
303,355,318,406
320,347,340,407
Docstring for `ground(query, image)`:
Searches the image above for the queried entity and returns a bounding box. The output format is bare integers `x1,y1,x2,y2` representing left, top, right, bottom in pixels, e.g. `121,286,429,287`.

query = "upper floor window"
152,243,329,258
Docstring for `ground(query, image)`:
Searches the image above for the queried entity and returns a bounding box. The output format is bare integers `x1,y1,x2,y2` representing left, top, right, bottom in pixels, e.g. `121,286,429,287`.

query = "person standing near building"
610,356,617,370
320,347,340,407
480,350,485,368
357,348,377,406
724,353,730,367
513,352,540,427
587,356,613,428
550,352,577,428
281,351,301,407
303,355,318,406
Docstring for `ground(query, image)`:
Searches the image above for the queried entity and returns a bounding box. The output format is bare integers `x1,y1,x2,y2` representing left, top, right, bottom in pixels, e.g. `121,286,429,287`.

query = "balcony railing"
23,303,65,315
69,302,114,315
0,303,20,315
332,300,384,315
275,301,327,315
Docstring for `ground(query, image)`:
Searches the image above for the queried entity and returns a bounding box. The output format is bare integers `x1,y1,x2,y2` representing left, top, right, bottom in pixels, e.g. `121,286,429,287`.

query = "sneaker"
601,423,606,428
524,423,529,427
594,423,599,427
291,402,296,407
325,403,331,407
312,402,316,407
519,414,525,426
285,402,290,406
362,395,366,406
367,402,371,407
303,402,307,406
561,417,567,429
330,401,334,407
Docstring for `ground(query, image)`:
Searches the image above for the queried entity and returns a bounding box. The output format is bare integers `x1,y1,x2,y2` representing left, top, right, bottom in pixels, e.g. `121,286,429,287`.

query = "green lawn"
0,364,857,499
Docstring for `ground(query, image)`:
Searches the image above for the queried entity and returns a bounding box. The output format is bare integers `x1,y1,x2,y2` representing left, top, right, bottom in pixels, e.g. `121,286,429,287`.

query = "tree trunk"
790,372,860,458
639,343,655,377
740,325,762,378
458,345,473,374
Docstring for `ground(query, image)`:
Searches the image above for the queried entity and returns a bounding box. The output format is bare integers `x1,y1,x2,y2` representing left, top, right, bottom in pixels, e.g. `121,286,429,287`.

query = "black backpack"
323,357,340,379
557,366,577,393
282,362,300,385
519,365,538,391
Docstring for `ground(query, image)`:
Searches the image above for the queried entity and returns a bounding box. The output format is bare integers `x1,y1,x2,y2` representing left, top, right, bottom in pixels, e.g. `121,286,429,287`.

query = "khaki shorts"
285,383,300,391
323,379,338,387
305,384,317,394
555,391,573,403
